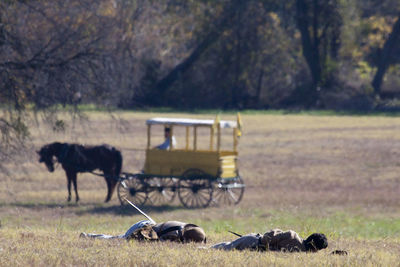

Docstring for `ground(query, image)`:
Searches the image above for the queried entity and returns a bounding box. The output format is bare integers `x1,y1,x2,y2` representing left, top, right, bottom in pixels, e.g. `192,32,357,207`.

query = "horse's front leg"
66,170,79,202
66,171,72,202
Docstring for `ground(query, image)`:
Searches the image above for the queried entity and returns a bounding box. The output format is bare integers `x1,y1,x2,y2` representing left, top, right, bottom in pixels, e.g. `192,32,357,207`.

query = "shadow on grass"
0,201,193,216
79,204,186,216
0,201,81,209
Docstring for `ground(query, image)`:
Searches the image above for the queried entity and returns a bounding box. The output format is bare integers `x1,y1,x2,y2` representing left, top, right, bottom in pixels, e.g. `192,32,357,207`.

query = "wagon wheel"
178,169,213,208
212,176,245,206
117,174,148,206
147,177,177,205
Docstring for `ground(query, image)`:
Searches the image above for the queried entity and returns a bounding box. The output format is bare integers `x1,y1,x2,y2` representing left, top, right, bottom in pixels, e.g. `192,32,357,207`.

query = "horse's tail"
114,148,123,176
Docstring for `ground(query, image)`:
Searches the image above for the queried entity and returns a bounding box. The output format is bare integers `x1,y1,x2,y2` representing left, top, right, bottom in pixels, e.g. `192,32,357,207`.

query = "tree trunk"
153,0,241,105
153,29,222,104
255,69,264,107
296,0,321,105
372,14,400,96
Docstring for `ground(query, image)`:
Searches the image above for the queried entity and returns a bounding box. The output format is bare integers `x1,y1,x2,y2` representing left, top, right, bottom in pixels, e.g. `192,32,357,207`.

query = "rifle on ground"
123,197,156,224
228,230,242,237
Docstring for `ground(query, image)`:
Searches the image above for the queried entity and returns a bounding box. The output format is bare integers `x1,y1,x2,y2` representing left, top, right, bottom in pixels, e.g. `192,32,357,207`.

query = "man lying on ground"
210,228,327,252
80,220,206,243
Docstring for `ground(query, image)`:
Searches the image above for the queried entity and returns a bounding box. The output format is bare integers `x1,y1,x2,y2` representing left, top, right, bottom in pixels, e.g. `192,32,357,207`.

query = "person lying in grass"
211,229,328,252
80,220,206,243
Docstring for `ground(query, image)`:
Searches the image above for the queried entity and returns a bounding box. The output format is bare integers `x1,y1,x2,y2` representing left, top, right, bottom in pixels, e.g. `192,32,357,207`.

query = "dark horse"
37,142,123,202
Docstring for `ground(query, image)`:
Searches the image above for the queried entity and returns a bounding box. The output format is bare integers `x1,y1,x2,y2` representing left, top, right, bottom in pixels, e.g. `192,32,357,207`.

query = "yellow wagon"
117,115,245,208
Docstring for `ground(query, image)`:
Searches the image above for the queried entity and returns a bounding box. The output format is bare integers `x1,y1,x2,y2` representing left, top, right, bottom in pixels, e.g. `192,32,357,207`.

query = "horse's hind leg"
104,174,117,202
72,173,80,202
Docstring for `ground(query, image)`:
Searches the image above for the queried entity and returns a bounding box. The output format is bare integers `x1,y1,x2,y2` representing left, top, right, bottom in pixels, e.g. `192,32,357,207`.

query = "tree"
150,0,244,106
371,14,400,95
0,0,117,166
143,0,302,109
295,0,342,106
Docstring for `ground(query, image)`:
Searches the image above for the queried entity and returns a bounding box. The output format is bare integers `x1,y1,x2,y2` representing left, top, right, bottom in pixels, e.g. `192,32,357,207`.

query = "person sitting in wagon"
155,127,177,150
210,228,328,252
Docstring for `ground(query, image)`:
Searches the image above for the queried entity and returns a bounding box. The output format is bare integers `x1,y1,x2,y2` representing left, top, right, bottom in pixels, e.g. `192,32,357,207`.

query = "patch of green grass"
175,208,400,241
266,210,400,240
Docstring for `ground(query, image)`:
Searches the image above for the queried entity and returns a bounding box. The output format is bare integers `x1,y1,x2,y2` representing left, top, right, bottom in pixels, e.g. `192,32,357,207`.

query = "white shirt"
156,136,177,150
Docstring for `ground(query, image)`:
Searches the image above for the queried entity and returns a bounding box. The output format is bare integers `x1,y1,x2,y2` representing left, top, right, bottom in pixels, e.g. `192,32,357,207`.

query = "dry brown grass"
1,111,400,266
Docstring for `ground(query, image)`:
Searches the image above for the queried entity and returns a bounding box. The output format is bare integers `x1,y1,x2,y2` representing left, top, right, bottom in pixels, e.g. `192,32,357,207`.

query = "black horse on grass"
37,142,123,203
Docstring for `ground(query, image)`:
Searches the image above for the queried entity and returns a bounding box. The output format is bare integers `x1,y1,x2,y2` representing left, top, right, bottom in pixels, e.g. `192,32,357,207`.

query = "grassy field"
1,111,400,266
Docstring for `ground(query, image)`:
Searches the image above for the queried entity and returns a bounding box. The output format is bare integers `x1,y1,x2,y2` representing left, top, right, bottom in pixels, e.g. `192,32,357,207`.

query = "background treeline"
1,0,399,164
1,0,400,112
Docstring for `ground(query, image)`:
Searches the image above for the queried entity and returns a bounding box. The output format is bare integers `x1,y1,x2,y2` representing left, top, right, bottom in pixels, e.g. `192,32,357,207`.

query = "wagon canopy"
146,118,237,128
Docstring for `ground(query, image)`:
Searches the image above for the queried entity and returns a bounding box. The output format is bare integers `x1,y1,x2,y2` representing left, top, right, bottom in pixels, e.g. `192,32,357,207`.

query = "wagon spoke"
228,189,238,202
146,177,176,205
120,181,128,189
197,191,208,203
117,175,148,206
212,177,245,206
197,195,206,206
178,169,213,208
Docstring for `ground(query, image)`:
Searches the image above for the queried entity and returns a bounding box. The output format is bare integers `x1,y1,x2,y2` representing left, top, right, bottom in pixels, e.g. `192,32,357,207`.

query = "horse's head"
37,144,57,172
